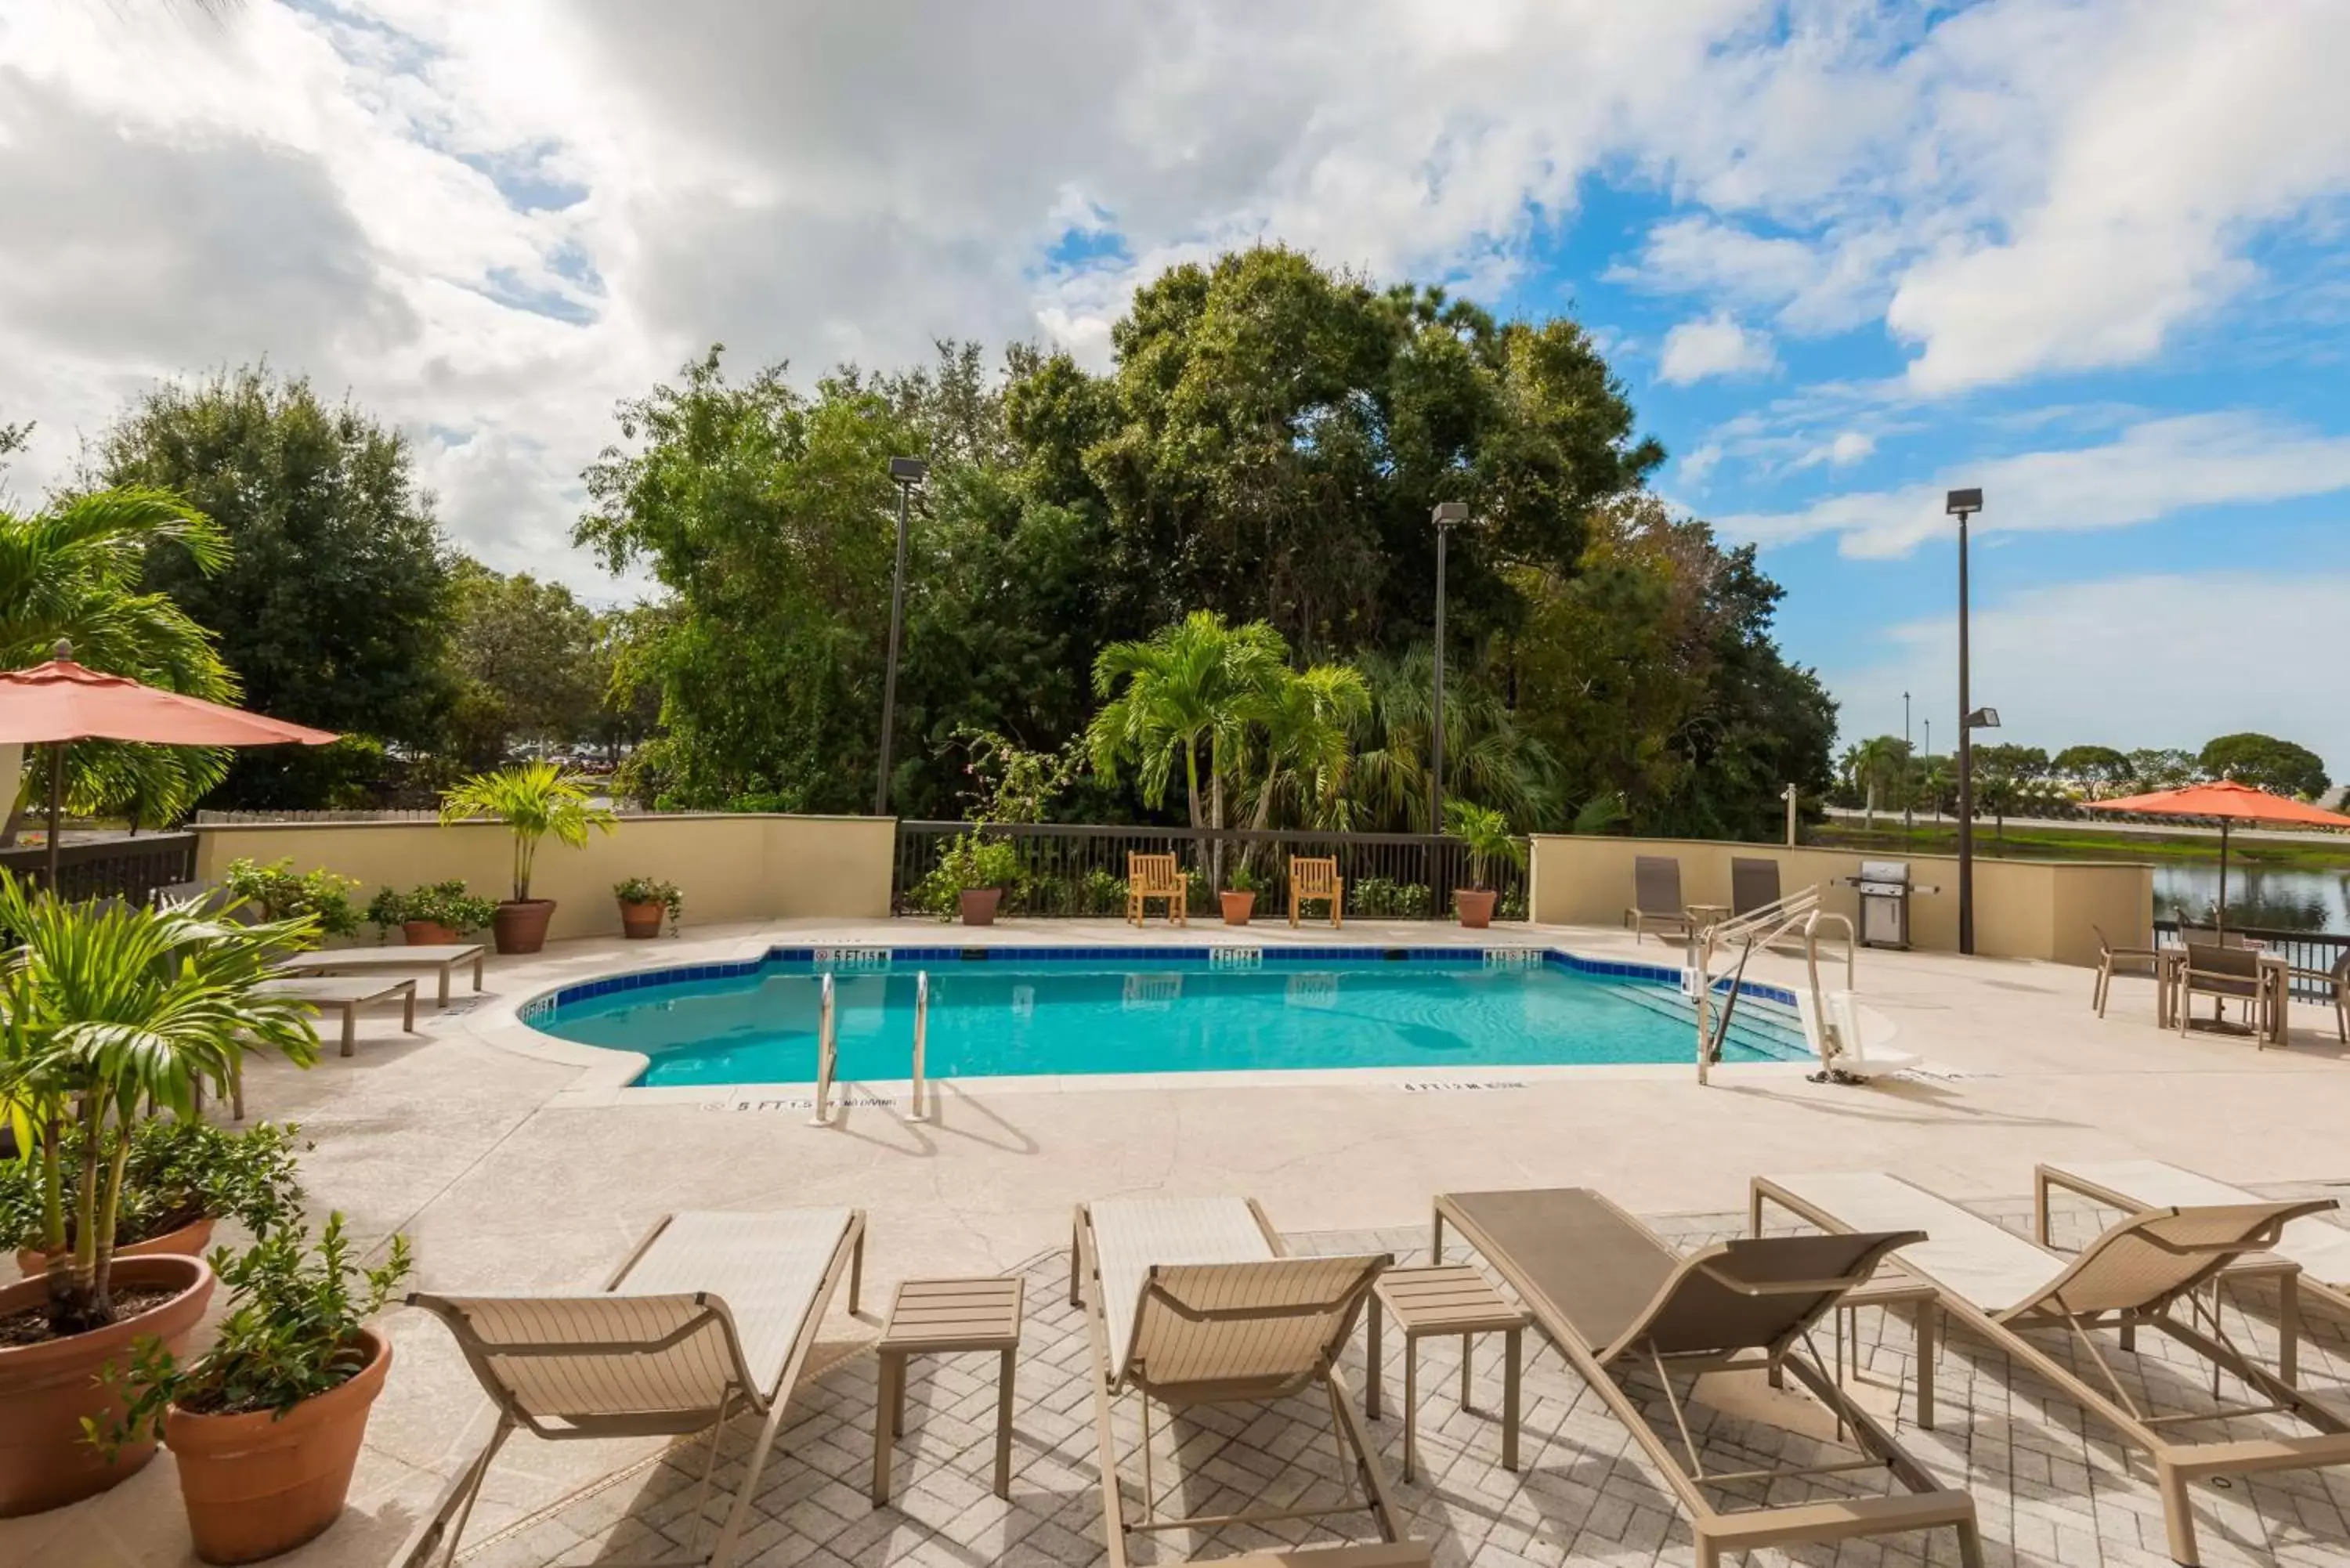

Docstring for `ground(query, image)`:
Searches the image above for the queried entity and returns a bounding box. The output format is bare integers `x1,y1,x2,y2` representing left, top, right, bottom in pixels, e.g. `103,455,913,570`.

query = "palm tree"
1849,735,1909,829
1238,663,1370,835
0,487,238,840
1086,612,1287,831
1347,648,1558,833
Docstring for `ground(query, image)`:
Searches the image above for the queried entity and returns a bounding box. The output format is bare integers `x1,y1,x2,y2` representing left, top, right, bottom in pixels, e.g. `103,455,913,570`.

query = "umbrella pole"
2217,818,2231,933
44,739,63,893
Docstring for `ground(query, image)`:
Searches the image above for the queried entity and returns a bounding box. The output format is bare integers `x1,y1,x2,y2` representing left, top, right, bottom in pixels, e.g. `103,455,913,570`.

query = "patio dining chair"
1289,855,1343,928
2091,923,2162,1017
1624,855,1694,945
2178,942,2269,1039
2288,949,2350,1042
1125,853,1188,927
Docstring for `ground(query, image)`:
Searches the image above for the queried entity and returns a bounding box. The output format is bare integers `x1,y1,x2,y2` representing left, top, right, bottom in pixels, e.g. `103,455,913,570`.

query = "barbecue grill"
1843,859,1939,950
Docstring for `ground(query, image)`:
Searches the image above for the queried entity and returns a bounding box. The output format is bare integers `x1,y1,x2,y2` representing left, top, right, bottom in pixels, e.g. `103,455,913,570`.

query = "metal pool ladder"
808,974,839,1125
904,970,932,1122
1689,886,1857,1086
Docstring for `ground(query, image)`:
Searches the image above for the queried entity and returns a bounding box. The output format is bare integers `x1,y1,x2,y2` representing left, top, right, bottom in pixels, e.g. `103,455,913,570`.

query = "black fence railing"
0,832,200,906
2153,919,2350,999
892,822,1529,921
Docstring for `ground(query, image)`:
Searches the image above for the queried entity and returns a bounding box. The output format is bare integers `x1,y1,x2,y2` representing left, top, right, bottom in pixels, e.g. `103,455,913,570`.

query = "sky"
2,0,2346,775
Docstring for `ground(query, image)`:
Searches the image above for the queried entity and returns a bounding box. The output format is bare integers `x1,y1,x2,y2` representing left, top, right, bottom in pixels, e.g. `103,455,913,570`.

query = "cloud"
1828,572,2350,771
1657,314,1777,385
1717,413,2350,558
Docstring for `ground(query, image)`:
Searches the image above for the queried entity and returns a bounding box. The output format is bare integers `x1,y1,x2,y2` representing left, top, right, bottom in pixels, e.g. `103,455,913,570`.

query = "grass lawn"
1811,819,2350,871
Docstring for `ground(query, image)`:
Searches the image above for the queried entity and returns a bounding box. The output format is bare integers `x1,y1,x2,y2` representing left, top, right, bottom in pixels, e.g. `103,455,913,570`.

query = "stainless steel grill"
1848,858,1917,950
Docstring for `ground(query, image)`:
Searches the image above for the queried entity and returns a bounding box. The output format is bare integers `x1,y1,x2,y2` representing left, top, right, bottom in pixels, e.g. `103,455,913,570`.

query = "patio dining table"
2155,945,2290,1045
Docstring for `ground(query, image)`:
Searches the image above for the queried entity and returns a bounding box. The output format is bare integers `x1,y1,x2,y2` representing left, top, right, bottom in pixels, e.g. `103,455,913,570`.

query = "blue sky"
2,0,2345,773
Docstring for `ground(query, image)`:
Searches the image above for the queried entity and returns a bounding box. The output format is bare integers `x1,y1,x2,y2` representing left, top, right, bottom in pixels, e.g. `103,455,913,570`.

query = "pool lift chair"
1688,885,1885,1086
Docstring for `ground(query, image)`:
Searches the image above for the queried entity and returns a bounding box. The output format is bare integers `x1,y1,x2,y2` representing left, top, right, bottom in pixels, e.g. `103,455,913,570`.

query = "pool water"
530,950,1809,1087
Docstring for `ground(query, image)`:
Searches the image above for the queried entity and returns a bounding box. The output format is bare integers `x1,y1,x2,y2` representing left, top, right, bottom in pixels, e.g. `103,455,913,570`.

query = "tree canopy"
2199,732,2331,800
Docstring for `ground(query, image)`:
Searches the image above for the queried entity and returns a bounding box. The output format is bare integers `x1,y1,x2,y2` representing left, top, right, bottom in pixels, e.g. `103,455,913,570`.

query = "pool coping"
470,940,1849,1107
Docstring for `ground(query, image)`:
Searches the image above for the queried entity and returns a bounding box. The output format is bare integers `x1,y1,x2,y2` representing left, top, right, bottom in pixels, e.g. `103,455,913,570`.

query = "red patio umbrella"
0,641,338,887
2096,778,2350,930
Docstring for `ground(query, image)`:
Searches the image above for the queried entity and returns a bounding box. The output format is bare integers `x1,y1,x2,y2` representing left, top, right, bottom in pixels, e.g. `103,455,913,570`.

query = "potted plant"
218,859,361,947
93,1215,410,1565
363,881,497,947
0,879,320,1516
5,1119,306,1278
1220,861,1263,926
439,761,618,954
911,831,1022,925
1444,800,1526,930
613,876,682,939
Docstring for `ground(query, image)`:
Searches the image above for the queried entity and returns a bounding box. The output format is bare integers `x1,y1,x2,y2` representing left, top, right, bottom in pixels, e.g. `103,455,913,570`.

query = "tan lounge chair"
1068,1195,1419,1568
257,974,418,1057
1434,1187,1980,1568
1625,855,1694,944
401,1208,866,1568
1126,853,1188,927
276,941,487,1007
1754,1170,2350,1565
1289,855,1343,928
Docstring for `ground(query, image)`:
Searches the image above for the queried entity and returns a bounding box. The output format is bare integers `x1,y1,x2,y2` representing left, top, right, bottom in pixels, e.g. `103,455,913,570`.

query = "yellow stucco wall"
193,814,895,942
1527,834,2150,967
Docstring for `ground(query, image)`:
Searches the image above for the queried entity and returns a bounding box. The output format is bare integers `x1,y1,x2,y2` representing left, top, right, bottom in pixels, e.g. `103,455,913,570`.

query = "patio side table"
871,1276,1024,1506
1365,1264,1529,1481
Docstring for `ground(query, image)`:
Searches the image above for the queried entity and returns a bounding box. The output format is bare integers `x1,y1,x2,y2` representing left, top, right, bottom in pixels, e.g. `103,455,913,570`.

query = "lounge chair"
1729,856,1781,918
2178,941,2269,1040
256,974,418,1057
1068,1195,1419,1568
1434,1187,1980,1568
1754,1171,2350,1565
1624,855,1694,945
1126,853,1188,927
400,1208,866,1568
275,941,487,1007
2037,1158,2350,1341
2091,923,2161,1017
1289,855,1343,928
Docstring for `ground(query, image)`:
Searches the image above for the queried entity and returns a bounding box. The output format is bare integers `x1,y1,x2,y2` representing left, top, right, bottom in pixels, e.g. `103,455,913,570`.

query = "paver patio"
9,916,2350,1568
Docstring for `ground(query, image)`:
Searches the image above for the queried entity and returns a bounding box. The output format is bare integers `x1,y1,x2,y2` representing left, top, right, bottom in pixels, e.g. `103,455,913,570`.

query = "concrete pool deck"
10,915,2350,1568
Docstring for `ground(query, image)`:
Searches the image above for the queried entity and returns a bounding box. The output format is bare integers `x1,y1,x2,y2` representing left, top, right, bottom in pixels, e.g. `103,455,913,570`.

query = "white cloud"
1793,430,1875,470
1828,572,2350,772
1717,413,2350,558
1657,313,1778,385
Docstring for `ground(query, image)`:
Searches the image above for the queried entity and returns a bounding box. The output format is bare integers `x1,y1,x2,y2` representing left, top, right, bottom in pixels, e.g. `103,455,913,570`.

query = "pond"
2152,863,2350,934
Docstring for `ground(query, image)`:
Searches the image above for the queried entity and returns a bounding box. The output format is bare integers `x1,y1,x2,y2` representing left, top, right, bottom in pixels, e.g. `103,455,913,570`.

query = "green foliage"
911,832,1024,917
0,1118,306,1253
2200,732,2330,800
1088,612,1289,828
1444,800,1525,889
613,876,684,934
1348,878,1433,919
365,880,497,937
0,483,237,833
439,761,618,901
446,558,606,770
1226,860,1265,894
219,858,360,941
0,876,322,1335
92,1214,410,1452
2052,745,2134,795
102,365,457,807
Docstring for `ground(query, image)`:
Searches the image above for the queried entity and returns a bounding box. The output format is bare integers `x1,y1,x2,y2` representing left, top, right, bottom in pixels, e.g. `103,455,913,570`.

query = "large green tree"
444,558,604,770
100,366,456,807
2199,732,2330,800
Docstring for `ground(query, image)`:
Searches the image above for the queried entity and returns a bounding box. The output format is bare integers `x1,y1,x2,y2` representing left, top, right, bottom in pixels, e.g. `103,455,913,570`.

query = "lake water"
2152,864,2350,934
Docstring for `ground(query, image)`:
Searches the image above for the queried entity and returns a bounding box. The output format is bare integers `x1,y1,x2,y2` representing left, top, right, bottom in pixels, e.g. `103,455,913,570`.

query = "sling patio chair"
1126,852,1188,927
1433,1187,1981,1568
1625,855,1695,945
1289,855,1344,928
400,1207,867,1568
1753,1170,2350,1566
2091,922,2163,1017
2177,941,2271,1041
2289,948,2350,1042
1730,856,1781,919
1068,1195,1421,1568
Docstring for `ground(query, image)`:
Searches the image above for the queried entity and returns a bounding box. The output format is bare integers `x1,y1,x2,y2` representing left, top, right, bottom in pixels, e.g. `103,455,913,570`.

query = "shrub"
1349,877,1432,918
614,876,685,935
365,880,498,937
0,1118,307,1254
909,832,1024,919
219,858,361,940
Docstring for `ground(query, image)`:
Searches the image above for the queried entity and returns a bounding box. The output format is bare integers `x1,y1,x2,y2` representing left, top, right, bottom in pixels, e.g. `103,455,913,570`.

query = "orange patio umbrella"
0,641,337,888
2096,777,2350,930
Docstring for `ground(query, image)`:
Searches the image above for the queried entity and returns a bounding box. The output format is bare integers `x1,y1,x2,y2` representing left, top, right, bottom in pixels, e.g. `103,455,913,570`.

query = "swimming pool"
523,947,1810,1087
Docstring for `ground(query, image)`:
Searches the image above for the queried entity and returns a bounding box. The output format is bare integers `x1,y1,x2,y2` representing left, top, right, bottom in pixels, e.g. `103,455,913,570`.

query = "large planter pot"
490,898,556,955
0,1255,216,1516
1454,888,1498,930
958,888,1004,926
618,899,666,940
1220,891,1256,926
16,1214,216,1279
164,1330,391,1565
401,919,459,947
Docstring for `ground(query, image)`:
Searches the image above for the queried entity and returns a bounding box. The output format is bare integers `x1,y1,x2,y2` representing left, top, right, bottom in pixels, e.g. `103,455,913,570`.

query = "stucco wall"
193,814,895,942
1527,834,2150,967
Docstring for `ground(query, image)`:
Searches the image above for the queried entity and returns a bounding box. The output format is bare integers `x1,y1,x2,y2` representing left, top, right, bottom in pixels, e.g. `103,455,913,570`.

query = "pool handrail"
905,970,931,1122
808,972,838,1126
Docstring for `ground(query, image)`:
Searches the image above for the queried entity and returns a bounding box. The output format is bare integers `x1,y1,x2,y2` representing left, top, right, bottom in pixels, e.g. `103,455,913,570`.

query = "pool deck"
11,914,2350,1568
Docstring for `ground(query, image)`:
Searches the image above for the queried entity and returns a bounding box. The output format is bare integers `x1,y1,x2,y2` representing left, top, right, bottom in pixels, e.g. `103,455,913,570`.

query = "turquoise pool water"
527,948,1808,1087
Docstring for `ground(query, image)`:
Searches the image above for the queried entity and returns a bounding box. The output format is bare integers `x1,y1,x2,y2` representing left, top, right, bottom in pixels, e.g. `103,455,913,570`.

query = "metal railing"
0,831,199,905
905,971,931,1122
1690,885,1858,1085
2153,919,2350,999
807,974,839,1126
891,822,1528,921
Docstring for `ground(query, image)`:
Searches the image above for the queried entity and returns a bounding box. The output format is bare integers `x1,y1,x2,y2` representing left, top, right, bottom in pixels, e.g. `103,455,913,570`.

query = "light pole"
875,456,927,816
1903,690,1913,836
1948,487,1981,952
1429,501,1468,833
1923,718,1932,821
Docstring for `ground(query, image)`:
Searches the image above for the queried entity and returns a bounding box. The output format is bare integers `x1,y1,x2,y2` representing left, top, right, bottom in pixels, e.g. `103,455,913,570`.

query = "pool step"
1604,981,1813,1063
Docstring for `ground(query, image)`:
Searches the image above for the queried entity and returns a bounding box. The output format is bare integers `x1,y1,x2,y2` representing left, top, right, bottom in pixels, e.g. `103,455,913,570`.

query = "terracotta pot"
165,1330,391,1565
958,887,1003,926
1220,891,1256,926
0,1255,215,1516
16,1215,215,1279
618,898,666,939
1454,888,1498,929
401,919,459,946
490,898,556,955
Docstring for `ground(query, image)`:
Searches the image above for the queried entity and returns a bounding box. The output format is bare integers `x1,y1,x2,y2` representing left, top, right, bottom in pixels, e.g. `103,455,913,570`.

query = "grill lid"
1857,859,1911,887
